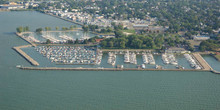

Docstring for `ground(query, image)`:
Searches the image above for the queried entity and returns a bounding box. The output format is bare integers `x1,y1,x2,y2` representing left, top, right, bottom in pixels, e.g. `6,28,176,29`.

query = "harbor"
13,32,219,73
13,43,220,74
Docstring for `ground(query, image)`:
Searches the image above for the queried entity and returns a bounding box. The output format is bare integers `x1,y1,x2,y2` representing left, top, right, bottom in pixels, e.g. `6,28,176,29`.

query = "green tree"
100,40,107,47
108,41,114,48
36,28,43,33
16,26,23,33
55,26,59,30
75,38,79,44
25,26,29,32
46,39,51,44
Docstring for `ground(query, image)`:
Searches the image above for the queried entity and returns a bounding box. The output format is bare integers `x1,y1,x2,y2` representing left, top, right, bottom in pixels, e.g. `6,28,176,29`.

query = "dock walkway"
13,45,39,66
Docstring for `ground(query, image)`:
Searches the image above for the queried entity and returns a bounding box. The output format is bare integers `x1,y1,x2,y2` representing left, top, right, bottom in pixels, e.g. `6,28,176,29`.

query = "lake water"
1,11,220,110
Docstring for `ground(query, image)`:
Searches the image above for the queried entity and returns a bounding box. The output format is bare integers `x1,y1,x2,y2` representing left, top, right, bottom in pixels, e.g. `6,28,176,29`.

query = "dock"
13,45,39,66
192,53,212,70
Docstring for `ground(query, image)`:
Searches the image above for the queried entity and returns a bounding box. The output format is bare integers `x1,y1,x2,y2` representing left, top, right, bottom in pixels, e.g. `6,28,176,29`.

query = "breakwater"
16,32,37,47
192,53,213,70
13,45,39,66
18,66,207,72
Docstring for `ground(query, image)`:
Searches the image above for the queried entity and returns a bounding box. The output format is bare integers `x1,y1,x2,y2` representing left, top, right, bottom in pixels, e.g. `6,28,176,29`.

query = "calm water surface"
1,11,220,110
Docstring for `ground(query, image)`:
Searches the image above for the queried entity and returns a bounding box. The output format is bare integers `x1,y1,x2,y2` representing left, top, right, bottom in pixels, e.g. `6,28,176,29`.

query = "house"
95,39,104,43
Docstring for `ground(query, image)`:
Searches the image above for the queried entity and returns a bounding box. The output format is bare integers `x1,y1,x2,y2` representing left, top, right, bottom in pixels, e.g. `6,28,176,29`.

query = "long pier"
18,66,208,72
13,45,39,66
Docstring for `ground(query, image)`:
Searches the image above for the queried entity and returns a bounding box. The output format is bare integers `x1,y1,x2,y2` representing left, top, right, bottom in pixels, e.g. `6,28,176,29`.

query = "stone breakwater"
13,45,39,66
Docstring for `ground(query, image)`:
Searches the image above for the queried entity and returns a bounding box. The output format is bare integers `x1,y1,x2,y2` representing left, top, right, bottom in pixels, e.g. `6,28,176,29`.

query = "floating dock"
13,45,39,66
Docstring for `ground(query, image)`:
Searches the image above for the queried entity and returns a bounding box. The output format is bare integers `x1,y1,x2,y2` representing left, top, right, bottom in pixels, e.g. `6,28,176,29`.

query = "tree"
108,41,114,48
55,26,59,30
67,40,74,44
62,27,68,31
75,38,79,44
25,26,29,32
115,31,124,38
70,25,74,30
100,40,107,47
45,27,51,31
46,39,51,44
82,25,89,32
16,27,23,33
36,28,43,33
120,40,126,49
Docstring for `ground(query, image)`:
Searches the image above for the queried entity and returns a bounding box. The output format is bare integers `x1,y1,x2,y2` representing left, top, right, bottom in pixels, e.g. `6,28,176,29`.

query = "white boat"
141,64,146,69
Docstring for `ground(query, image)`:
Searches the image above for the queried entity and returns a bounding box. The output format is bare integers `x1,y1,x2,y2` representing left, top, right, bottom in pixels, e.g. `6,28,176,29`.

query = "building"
193,35,210,41
95,39,104,43
0,4,24,9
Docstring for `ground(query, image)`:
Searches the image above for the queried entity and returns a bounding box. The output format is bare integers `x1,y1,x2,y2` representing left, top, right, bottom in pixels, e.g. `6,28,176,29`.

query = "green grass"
121,29,136,34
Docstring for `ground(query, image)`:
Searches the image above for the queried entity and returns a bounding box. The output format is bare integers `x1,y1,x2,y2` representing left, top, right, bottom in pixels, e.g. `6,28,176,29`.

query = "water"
23,31,95,42
1,11,220,110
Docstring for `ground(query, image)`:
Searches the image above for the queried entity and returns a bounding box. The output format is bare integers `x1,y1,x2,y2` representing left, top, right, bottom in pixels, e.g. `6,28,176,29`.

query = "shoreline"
42,12,84,26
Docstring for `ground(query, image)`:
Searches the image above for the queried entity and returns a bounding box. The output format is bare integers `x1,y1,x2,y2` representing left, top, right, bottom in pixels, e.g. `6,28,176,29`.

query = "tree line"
100,30,190,50
16,26,30,33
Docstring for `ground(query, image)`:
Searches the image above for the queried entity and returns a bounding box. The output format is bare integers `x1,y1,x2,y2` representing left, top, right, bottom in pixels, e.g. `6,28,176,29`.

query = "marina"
35,46,101,65
19,29,95,44
107,52,116,65
11,11,219,73
15,44,218,73
124,51,137,64
162,53,178,65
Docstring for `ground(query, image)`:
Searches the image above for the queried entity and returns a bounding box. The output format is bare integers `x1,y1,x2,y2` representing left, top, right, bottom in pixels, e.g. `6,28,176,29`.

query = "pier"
192,53,212,70
13,45,39,66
